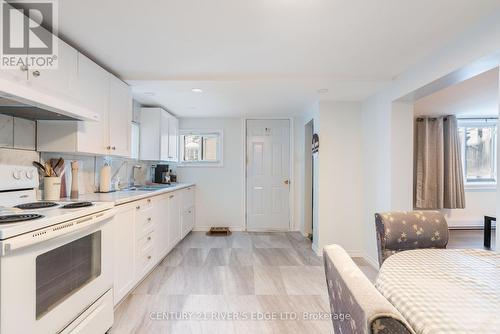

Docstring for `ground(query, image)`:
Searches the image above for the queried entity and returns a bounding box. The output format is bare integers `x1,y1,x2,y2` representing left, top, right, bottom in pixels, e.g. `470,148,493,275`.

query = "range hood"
0,89,99,122
0,95,77,120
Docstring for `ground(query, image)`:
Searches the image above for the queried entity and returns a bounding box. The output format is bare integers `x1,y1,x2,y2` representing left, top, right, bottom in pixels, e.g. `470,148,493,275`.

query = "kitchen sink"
121,185,174,191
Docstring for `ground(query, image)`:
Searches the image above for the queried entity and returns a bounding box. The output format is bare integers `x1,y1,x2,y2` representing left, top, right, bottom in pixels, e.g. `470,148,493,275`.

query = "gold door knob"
284,179,290,185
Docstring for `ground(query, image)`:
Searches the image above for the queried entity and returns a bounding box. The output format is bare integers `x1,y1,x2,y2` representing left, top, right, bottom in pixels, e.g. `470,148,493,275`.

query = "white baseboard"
448,219,496,229
363,253,380,269
312,243,321,256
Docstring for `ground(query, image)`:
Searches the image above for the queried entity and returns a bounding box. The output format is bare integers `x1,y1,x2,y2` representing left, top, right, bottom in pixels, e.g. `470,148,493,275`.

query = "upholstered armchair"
375,211,449,267
323,245,415,334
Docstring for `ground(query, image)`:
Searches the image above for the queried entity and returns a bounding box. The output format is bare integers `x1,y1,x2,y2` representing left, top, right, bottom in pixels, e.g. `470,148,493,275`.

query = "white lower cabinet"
181,187,195,238
167,192,181,248
112,204,136,305
154,194,170,260
112,186,195,306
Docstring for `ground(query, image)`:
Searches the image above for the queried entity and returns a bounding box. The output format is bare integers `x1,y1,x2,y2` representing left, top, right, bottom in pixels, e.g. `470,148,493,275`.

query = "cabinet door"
108,76,132,157
153,195,170,259
181,207,195,239
140,108,161,160
113,204,136,305
0,114,14,148
75,54,109,155
13,117,35,150
0,2,28,84
167,115,179,161
160,111,170,161
28,39,78,100
168,192,181,247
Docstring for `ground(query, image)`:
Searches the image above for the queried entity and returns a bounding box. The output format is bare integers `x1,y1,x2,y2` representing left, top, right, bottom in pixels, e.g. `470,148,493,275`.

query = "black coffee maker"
154,164,169,183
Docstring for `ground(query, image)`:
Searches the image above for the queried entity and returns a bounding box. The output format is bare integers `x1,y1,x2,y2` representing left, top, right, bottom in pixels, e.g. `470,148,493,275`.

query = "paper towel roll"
100,164,111,192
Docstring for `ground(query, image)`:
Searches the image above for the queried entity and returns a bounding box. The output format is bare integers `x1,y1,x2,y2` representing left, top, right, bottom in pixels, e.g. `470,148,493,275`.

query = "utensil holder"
44,177,62,201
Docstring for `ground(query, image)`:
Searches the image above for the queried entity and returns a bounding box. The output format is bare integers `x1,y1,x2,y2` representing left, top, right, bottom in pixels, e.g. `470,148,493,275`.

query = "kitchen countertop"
71,183,195,206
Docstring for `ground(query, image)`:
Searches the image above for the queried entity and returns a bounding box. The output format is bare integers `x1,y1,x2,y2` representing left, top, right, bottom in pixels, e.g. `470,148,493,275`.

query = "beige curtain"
415,115,465,209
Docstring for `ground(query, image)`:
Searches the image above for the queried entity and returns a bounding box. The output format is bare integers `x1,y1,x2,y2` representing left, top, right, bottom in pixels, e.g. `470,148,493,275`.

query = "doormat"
207,227,231,236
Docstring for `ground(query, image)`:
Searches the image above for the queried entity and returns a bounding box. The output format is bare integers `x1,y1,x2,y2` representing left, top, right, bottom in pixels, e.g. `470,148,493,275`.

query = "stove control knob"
26,170,34,179
13,170,22,180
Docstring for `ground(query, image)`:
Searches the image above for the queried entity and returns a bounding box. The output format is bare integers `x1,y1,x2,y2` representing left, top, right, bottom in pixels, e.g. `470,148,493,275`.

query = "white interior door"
246,119,291,231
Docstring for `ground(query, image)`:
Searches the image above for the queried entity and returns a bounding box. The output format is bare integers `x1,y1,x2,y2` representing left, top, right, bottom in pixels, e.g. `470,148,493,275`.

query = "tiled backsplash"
1,147,175,195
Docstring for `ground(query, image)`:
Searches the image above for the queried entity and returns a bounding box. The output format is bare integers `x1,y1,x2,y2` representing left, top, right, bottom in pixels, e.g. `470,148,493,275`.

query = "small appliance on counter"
154,164,170,184
99,162,112,192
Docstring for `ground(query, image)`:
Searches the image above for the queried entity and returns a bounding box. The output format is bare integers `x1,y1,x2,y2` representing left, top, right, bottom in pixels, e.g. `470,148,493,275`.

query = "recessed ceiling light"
191,88,203,93
143,92,155,96
317,88,329,94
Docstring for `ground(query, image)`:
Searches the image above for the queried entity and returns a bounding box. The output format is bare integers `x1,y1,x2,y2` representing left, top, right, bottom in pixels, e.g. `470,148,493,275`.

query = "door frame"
242,117,295,231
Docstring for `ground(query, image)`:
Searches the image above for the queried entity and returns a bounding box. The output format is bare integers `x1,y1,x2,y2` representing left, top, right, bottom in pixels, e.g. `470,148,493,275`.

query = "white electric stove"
0,164,115,334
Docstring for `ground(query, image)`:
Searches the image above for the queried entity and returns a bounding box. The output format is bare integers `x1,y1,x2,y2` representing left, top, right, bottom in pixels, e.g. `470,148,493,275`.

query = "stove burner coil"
61,202,93,209
0,214,44,223
14,202,58,210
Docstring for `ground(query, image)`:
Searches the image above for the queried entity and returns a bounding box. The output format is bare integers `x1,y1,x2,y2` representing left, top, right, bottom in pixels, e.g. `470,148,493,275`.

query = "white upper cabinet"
74,53,110,155
26,39,78,101
140,108,162,161
108,76,132,157
168,115,179,161
76,53,109,118
37,56,133,157
140,107,179,162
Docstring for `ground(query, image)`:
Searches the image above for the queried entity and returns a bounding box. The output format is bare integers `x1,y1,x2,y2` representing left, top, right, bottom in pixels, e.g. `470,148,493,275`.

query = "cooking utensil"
51,158,64,177
33,161,46,176
45,162,54,177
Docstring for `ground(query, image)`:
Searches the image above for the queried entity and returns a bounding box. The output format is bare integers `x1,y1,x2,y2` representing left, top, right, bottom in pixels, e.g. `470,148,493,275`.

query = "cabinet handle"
136,205,141,210
169,195,174,199
32,70,40,77
112,146,116,150
106,146,111,150
147,199,151,203
147,236,151,241
147,217,152,222
147,255,152,260
20,65,28,72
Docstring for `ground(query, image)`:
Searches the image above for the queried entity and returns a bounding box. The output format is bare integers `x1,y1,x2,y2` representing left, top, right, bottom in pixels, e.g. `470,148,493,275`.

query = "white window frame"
458,118,497,190
178,129,223,167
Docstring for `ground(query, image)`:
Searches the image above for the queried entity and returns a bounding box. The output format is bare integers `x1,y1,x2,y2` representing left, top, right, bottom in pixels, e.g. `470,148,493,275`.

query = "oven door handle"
0,209,116,255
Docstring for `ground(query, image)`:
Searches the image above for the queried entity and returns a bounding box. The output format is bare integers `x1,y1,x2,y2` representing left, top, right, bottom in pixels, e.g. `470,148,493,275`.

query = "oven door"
0,214,113,334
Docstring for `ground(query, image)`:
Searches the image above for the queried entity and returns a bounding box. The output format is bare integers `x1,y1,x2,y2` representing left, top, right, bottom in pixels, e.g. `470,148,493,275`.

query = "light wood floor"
111,229,495,334
111,232,333,334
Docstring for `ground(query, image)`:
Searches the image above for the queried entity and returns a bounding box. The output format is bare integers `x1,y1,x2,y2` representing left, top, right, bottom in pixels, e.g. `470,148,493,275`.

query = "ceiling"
414,68,499,117
52,0,500,117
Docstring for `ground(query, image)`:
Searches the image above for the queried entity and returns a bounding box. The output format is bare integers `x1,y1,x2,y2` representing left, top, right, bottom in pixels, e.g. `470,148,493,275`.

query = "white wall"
178,116,305,232
441,190,497,228
361,10,500,263
293,103,320,248
176,118,245,230
317,101,364,256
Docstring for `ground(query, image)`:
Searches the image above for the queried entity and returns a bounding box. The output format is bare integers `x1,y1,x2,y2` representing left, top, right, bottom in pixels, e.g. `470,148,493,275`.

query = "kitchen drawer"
135,231,155,275
137,230,155,255
134,197,153,212
135,210,154,238
136,248,155,277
